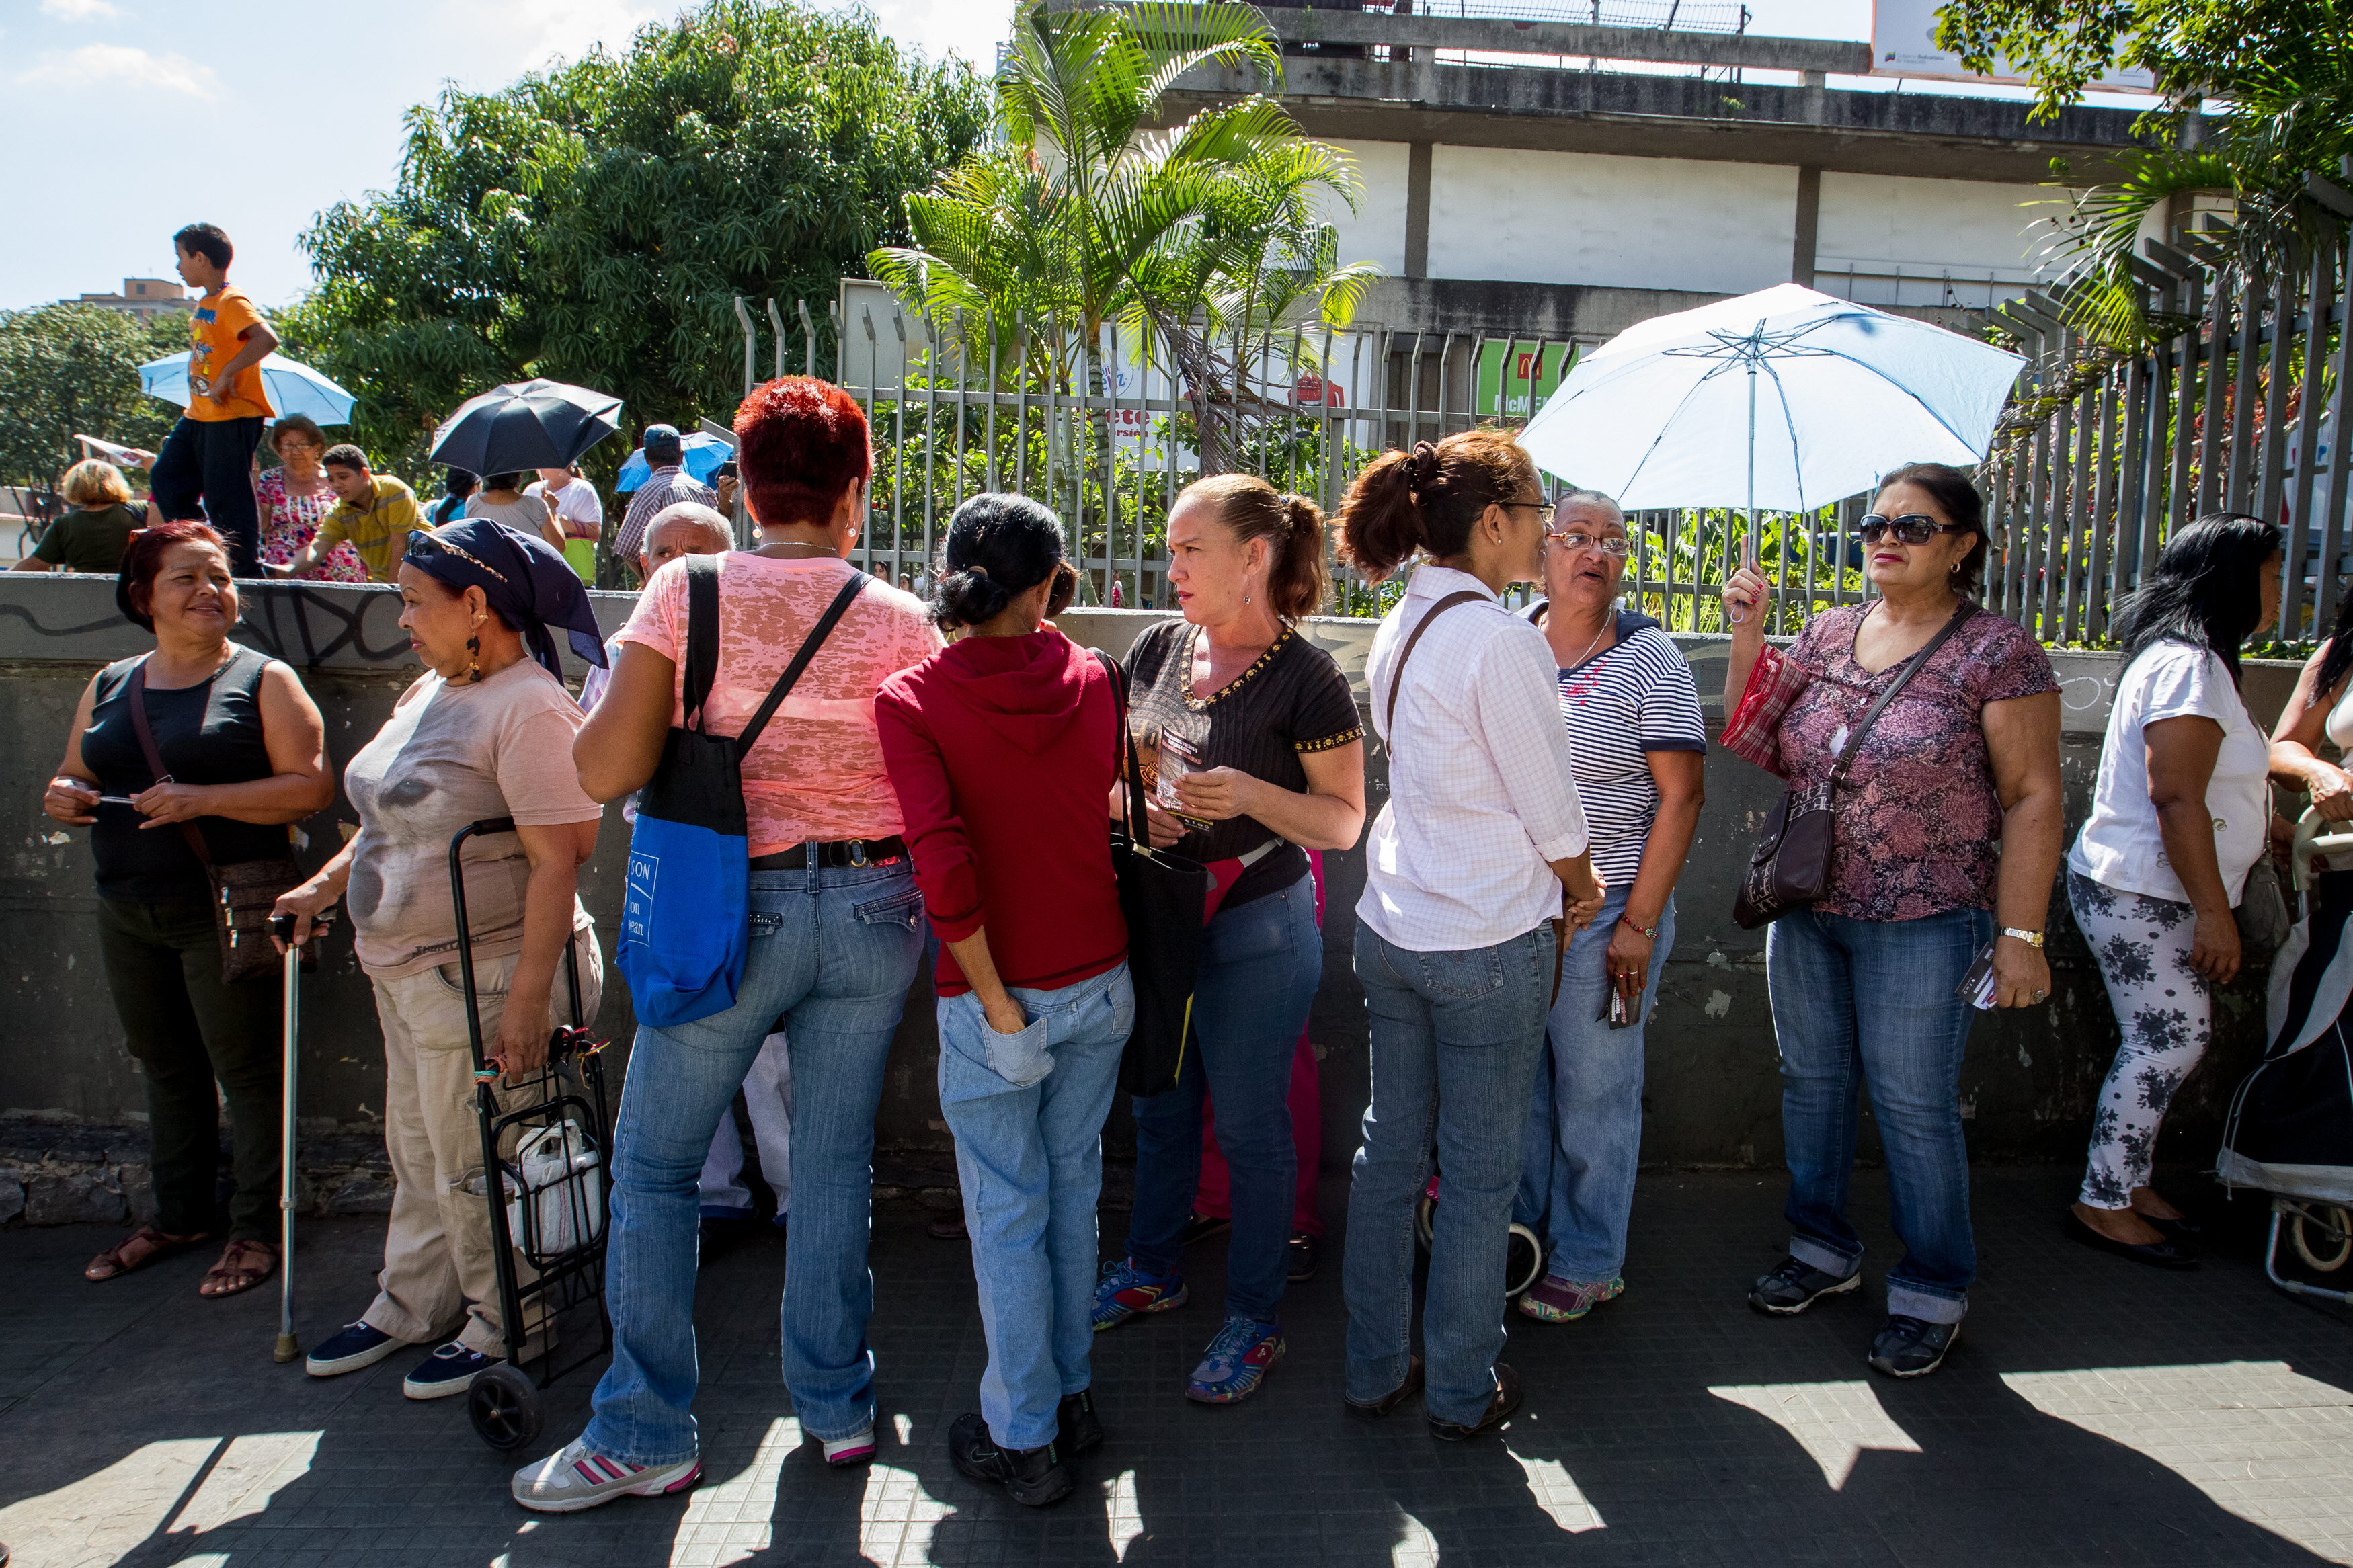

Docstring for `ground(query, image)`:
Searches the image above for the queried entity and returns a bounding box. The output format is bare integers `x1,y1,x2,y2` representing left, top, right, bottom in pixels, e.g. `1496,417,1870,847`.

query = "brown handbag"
126,653,307,985
1732,602,1976,931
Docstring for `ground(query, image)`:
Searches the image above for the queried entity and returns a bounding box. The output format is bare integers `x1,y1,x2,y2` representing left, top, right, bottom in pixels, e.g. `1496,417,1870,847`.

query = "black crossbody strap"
1827,600,1977,793
1094,649,1144,844
734,570,869,759
682,555,721,732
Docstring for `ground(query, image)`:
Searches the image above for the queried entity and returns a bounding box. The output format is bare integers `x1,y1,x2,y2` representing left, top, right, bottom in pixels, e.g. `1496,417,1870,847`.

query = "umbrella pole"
1732,362,1758,628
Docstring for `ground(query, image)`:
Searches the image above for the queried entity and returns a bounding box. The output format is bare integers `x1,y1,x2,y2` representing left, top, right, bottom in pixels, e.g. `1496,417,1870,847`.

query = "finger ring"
2033,989,2047,1001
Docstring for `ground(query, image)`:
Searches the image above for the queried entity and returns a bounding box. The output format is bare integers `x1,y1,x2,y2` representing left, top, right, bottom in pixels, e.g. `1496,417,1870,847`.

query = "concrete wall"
0,574,2310,1182
1814,171,2050,309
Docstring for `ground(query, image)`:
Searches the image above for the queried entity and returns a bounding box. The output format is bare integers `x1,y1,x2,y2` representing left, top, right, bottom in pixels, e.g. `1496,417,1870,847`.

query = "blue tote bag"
618,555,867,1026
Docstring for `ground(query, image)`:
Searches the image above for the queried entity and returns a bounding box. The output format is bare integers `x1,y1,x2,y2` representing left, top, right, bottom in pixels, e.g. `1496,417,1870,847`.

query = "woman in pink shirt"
515,378,941,1514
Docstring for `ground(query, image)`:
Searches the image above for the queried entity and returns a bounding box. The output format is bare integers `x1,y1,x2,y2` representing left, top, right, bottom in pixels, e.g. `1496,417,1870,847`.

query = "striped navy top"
1525,604,1706,886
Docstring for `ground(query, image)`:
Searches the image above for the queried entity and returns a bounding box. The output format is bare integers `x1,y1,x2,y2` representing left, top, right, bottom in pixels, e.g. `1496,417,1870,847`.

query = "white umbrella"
1518,282,2024,532
140,350,357,425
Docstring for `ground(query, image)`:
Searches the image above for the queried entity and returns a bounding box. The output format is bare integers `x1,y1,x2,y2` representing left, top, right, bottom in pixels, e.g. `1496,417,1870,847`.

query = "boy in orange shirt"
149,223,278,577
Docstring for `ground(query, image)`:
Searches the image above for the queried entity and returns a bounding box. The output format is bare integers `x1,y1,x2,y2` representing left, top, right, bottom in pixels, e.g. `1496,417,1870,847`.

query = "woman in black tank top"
42,522,333,1298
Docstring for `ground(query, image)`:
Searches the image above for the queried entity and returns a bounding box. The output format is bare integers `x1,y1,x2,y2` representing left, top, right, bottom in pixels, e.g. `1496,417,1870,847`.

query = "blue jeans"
938,963,1133,1451
1516,888,1675,1284
149,415,263,577
1765,905,1989,1325
585,863,924,1464
1343,917,1554,1426
1125,872,1321,1325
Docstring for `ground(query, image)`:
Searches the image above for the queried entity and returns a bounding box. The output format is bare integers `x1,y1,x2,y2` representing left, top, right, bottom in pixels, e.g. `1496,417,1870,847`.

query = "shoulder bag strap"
683,554,721,731
1382,590,1490,743
733,570,871,759
125,655,214,868
1826,600,1977,793
1094,649,1145,845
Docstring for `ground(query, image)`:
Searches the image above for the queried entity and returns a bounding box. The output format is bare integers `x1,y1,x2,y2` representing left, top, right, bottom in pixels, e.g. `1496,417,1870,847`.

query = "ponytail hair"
1337,429,1534,583
932,491,1067,631
1178,472,1330,619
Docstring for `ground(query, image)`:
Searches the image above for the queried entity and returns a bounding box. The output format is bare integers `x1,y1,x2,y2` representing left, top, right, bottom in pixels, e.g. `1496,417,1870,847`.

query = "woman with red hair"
42,521,333,1298
516,378,941,1514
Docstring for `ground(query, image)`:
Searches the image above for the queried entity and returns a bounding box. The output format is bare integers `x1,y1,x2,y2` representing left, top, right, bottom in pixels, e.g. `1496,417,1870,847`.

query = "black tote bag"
1095,651,1211,1096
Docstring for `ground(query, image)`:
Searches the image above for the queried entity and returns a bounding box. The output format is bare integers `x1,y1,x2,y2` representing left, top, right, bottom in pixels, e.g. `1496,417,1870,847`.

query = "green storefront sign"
1477,341,1575,419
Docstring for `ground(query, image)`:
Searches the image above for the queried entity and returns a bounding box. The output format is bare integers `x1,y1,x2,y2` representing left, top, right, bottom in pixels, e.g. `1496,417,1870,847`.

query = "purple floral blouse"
1771,604,2057,922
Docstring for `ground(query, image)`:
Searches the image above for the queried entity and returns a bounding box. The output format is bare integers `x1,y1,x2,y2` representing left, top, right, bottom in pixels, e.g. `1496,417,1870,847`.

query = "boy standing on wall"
149,223,278,577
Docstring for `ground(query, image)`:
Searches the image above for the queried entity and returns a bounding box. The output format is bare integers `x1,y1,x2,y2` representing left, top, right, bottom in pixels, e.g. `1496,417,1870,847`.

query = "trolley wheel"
2291,1205,2353,1274
469,1364,543,1451
1414,1195,1437,1252
1505,1223,1544,1298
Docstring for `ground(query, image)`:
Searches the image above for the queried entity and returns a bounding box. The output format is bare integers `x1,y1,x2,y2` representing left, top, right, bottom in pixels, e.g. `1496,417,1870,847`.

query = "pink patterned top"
1722,603,2057,921
257,469,368,583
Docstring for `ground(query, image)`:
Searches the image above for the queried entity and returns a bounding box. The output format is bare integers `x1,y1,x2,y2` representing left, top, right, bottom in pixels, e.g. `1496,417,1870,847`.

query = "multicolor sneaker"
1517,1274,1624,1323
822,1428,877,1467
512,1438,701,1514
1185,1316,1285,1404
1092,1257,1186,1331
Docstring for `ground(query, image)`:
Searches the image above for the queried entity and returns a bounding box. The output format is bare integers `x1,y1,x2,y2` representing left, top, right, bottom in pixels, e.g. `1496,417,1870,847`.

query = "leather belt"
750,836,908,871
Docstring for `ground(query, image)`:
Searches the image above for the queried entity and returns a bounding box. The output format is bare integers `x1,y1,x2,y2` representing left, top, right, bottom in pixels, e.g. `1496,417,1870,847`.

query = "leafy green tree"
1935,0,2353,342
290,0,991,485
0,304,185,492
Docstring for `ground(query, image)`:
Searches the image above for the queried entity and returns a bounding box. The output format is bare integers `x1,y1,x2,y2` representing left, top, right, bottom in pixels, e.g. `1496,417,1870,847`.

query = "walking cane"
270,910,328,1364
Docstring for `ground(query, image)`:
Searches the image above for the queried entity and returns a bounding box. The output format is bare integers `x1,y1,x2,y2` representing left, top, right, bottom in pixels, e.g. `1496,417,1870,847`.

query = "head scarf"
403,519,607,678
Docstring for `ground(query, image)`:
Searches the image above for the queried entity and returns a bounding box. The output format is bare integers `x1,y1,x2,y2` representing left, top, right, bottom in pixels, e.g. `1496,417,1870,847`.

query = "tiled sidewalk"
2,1166,2349,1567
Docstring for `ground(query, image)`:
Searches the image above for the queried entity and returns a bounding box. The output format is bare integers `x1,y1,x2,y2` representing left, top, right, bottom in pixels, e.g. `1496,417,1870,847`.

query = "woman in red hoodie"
875,493,1130,1510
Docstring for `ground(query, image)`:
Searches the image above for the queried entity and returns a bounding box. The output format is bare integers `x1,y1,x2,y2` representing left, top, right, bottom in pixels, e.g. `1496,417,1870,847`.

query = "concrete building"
67,277,193,324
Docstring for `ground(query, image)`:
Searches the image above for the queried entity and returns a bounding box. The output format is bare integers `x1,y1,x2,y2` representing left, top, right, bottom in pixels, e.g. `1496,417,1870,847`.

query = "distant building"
69,278,194,324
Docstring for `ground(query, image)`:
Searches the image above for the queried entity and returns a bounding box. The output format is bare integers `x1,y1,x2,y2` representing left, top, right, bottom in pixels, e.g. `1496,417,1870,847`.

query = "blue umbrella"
616,430,732,492
139,350,357,425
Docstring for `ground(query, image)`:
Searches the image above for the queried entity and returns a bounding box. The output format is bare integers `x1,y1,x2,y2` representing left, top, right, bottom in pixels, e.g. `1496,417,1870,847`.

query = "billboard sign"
1869,0,2155,93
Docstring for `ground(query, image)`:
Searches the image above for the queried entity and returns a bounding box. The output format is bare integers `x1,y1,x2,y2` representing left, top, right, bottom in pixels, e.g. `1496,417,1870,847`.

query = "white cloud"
14,43,220,98
39,0,124,19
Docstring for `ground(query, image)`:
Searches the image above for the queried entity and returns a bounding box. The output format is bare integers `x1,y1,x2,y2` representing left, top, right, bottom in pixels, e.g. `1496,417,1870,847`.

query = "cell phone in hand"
1955,942,1999,1011
1600,977,1644,1029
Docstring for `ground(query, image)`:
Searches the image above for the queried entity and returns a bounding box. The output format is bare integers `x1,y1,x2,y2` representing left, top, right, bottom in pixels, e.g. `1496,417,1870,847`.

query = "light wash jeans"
1516,887,1675,1285
1765,905,1989,1325
938,962,1133,1451
1343,917,1554,1427
585,862,924,1465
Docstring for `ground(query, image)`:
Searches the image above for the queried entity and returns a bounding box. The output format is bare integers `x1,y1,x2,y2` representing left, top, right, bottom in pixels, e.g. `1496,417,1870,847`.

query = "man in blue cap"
614,425,717,588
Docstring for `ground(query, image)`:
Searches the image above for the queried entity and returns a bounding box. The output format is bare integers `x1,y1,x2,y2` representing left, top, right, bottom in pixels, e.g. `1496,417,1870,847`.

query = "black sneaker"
1055,1389,1103,1454
948,1413,1073,1508
1287,1231,1321,1283
1868,1315,1958,1378
1747,1255,1862,1315
1181,1212,1232,1247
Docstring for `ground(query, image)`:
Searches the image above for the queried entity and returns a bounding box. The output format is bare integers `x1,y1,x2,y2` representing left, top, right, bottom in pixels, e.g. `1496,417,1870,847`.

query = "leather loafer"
1429,1363,1521,1442
2065,1210,2198,1270
1345,1354,1423,1421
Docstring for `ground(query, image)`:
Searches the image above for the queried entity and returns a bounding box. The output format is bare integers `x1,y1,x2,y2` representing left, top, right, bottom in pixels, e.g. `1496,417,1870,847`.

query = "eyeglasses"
1859,513,1966,546
1546,530,1631,559
1492,495,1547,513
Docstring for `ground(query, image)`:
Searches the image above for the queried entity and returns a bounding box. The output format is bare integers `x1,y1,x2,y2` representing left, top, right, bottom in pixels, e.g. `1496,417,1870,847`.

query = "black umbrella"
428,379,624,476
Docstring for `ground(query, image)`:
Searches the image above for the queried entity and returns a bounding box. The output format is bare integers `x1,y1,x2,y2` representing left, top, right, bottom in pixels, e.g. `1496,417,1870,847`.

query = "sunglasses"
1859,513,1968,546
1546,529,1631,559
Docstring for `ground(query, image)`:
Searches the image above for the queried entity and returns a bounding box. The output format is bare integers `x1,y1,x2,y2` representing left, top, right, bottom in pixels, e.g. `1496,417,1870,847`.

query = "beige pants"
362,932,603,1357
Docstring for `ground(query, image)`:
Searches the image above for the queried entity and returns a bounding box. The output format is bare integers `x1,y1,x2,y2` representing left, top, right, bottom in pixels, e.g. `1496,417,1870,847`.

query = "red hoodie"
875,628,1127,996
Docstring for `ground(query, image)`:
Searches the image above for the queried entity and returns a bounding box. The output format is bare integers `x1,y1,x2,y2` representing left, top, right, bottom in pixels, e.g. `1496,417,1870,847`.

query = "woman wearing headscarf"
274,518,608,1403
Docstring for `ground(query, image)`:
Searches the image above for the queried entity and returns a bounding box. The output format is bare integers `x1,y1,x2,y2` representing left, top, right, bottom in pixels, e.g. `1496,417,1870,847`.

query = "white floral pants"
2067,871,2211,1209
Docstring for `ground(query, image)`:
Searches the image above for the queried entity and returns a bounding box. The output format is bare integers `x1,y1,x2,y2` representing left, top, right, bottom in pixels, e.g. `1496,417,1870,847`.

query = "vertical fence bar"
2086,376,2118,641
2319,246,2353,635
2280,249,2327,639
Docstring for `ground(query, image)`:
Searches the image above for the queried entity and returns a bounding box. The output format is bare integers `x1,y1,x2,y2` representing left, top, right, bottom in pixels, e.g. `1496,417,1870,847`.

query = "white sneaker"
822,1427,877,1467
512,1436,701,1514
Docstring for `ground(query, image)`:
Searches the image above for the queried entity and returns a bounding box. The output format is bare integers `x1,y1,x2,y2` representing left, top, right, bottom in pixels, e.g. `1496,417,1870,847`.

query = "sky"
1,0,2093,315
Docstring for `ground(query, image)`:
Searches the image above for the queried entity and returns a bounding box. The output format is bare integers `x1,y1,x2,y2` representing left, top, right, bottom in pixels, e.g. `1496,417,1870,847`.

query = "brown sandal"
199,1239,280,1298
85,1225,210,1282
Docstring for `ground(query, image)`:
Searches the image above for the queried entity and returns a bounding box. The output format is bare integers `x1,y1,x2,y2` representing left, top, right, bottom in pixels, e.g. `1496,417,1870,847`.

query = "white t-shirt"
527,477,604,540
2069,638,2271,905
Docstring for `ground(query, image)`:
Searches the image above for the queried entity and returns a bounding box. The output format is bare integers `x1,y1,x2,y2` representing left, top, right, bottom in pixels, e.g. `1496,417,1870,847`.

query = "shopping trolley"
448,817,614,1450
1414,1173,1546,1298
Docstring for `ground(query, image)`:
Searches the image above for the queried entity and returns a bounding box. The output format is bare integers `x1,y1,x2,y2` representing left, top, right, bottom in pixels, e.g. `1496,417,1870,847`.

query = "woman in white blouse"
1331,430,1604,1444
2067,513,2281,1269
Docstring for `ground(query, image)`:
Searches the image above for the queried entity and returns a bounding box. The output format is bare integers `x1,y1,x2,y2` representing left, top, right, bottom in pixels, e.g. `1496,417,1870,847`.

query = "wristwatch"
1619,915,1659,940
1999,926,2045,948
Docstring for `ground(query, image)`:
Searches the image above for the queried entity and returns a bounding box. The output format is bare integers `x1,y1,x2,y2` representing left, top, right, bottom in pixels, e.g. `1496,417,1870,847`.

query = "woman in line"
46,522,333,1294
467,472,558,537
257,415,367,582
1513,489,1705,1324
1337,433,1603,1443
516,377,939,1514
2067,513,2282,1268
279,518,608,1400
13,458,143,575
877,494,1129,1509
1722,462,2062,1378
1091,474,1365,1406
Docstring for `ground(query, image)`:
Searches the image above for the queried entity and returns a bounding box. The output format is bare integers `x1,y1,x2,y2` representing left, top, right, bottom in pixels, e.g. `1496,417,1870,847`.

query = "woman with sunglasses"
1512,490,1705,1327
1721,462,2062,1378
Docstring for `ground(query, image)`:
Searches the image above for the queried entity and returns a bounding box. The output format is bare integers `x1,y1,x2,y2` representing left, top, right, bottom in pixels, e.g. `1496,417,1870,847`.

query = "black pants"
96,896,282,1241
149,415,264,577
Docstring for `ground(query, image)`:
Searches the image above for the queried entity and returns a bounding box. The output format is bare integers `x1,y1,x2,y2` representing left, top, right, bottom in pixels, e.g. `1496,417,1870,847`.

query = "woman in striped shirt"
1513,491,1706,1326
